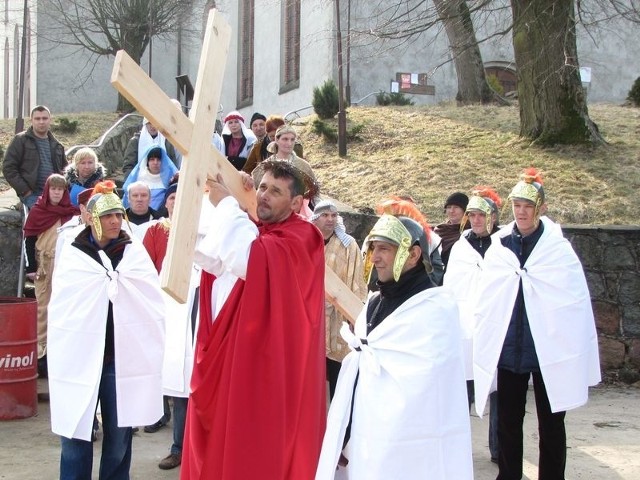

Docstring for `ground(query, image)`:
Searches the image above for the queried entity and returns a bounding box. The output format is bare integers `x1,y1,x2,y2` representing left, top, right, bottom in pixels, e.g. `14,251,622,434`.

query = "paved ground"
0,380,639,479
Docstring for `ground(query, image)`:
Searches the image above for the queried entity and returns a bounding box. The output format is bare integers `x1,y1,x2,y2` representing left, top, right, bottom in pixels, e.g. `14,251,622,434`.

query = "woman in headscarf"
122,117,180,180
23,173,79,376
122,146,178,211
212,111,257,170
64,147,106,206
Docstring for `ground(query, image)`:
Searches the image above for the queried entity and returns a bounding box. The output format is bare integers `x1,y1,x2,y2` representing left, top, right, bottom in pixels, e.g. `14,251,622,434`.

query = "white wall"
13,0,640,119
216,0,335,120
33,0,206,114
1,0,38,119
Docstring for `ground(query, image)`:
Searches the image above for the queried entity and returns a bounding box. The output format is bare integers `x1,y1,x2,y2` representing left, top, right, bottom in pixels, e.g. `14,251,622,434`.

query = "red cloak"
23,177,78,236
182,213,326,480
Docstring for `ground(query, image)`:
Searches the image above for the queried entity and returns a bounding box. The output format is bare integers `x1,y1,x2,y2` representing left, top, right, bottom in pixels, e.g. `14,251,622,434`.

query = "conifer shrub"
375,92,414,106
312,80,340,119
627,77,640,107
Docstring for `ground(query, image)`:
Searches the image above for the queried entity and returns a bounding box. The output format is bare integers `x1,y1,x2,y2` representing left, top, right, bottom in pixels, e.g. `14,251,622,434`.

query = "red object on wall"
0,297,37,420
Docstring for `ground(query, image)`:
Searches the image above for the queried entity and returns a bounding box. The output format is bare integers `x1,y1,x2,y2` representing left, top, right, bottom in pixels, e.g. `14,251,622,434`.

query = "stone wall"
0,194,22,297
564,226,640,383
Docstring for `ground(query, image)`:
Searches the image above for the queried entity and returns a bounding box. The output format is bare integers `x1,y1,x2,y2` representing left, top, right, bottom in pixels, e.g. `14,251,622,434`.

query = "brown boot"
158,453,181,470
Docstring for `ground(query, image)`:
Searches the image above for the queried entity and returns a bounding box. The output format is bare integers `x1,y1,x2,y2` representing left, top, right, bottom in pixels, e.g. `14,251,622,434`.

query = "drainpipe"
14,0,28,133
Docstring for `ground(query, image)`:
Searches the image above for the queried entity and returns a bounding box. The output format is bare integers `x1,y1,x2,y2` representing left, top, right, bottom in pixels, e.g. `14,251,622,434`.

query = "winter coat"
2,127,66,197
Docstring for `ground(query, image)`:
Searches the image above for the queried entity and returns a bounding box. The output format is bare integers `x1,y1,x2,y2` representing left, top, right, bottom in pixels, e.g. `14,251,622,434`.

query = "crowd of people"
2,104,601,480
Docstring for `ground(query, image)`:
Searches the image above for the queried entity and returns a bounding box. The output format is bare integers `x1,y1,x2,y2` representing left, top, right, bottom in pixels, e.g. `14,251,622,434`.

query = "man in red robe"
182,158,326,480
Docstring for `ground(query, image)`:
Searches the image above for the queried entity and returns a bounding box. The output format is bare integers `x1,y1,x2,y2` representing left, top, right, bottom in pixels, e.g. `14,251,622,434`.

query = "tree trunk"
511,0,605,145
433,0,492,105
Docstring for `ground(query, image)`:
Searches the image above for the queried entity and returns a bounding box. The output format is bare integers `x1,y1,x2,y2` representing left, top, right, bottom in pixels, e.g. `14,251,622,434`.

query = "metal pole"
345,0,351,105
14,0,28,134
335,0,347,157
176,24,182,101
148,4,153,77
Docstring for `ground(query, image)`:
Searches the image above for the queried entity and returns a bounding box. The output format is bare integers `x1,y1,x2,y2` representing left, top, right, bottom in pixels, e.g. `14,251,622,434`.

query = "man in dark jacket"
2,105,67,208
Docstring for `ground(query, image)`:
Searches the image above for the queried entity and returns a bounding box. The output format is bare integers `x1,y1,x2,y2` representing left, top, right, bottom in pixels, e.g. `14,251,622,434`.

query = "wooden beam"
110,9,364,324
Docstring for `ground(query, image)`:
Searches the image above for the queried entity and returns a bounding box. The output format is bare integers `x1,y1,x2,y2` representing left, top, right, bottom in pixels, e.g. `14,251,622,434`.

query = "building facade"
2,0,638,120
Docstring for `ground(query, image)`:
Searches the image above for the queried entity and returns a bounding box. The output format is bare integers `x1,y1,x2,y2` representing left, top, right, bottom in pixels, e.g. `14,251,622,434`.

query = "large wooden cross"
111,9,362,323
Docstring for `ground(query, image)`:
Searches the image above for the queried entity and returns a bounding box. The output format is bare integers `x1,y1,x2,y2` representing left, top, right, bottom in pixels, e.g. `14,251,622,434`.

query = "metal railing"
284,106,314,123
351,90,384,106
65,113,143,157
283,91,385,123
17,203,28,297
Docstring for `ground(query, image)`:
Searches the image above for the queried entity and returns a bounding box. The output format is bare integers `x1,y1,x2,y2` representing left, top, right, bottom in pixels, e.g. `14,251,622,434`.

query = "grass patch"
2,104,639,226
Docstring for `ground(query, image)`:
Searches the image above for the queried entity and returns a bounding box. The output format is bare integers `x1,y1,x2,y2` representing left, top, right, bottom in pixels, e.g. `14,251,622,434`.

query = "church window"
238,0,254,107
280,0,300,93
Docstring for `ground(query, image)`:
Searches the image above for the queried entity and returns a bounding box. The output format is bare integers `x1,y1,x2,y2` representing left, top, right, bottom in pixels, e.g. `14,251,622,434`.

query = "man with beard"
182,157,326,479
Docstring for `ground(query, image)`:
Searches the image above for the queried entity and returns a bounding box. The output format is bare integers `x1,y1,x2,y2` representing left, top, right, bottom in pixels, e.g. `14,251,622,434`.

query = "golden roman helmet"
86,181,126,240
362,214,430,283
462,186,503,234
508,168,545,227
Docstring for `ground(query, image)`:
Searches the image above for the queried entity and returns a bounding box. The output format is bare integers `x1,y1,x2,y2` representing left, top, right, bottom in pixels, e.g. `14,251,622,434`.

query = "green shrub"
312,79,340,119
312,118,337,143
0,143,4,162
627,77,640,107
486,74,504,96
347,123,365,140
376,92,414,106
53,117,79,133
312,118,364,143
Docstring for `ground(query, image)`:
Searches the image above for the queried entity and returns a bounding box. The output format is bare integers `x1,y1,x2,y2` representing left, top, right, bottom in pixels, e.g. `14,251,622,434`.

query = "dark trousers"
497,369,566,480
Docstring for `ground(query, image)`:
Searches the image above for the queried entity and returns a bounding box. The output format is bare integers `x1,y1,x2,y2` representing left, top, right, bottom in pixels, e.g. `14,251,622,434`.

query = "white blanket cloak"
162,264,201,397
473,217,601,418
443,231,485,380
48,237,165,441
316,287,473,480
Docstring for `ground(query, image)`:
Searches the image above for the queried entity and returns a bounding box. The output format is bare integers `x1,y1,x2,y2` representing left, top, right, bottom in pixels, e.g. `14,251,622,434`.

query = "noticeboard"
392,72,435,95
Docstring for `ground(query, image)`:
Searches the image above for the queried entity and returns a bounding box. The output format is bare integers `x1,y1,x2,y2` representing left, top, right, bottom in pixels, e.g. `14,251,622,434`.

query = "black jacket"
2,127,66,197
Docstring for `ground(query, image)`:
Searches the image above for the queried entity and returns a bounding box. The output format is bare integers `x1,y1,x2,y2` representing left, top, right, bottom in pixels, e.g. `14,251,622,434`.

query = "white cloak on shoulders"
473,217,601,417
443,231,484,380
48,237,165,441
162,264,201,397
316,287,473,480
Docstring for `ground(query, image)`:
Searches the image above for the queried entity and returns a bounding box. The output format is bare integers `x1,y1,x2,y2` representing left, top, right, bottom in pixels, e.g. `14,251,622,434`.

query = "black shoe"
158,453,182,470
131,427,139,433
144,419,167,433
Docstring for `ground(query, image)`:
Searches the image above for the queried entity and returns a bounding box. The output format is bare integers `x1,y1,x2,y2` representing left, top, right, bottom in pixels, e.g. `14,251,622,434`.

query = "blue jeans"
21,192,40,209
60,361,133,480
171,397,188,455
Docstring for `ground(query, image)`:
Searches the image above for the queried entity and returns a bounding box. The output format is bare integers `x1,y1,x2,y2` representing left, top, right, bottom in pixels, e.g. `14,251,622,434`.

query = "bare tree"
44,0,192,111
433,0,493,104
359,0,613,144
511,0,604,144
360,0,499,104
